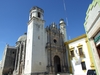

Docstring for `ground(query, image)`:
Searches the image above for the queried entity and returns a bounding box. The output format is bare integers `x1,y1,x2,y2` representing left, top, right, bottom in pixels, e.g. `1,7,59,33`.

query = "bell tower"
59,19,67,42
29,6,44,20
24,6,47,75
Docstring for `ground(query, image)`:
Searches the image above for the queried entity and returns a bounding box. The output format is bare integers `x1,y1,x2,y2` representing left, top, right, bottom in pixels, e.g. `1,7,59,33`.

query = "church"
0,6,71,75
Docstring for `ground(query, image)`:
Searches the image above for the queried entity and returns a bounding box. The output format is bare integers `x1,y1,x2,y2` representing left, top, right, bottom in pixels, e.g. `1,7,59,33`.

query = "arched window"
38,12,41,18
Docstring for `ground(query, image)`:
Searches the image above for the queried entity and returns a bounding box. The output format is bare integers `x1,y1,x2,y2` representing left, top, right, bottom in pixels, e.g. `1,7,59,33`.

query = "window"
77,44,84,57
39,62,41,65
38,36,40,39
78,48,83,56
81,62,86,70
38,12,41,18
69,46,75,58
54,39,57,44
30,13,32,18
12,51,14,54
70,50,74,57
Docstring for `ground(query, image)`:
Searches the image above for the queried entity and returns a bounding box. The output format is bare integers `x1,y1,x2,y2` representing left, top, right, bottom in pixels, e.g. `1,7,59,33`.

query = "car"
87,69,96,75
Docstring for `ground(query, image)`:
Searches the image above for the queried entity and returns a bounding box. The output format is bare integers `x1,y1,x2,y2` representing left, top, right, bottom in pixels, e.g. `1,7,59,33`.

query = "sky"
0,0,92,60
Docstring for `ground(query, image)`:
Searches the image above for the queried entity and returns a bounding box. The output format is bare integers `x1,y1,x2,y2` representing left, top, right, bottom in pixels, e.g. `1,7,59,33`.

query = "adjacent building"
84,0,100,74
65,34,96,75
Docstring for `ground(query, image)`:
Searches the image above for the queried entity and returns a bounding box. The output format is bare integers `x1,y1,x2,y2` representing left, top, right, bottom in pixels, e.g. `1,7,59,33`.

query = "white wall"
85,3,100,33
24,17,47,74
68,38,92,75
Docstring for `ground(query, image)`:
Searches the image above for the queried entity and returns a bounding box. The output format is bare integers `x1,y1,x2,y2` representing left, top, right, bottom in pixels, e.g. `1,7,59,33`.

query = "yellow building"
65,34,96,75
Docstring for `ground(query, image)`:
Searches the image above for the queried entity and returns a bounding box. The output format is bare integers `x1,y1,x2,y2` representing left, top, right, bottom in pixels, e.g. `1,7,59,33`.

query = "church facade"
0,6,71,75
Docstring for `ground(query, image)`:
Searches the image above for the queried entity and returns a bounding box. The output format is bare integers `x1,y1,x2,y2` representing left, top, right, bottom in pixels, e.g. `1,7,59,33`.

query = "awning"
94,32,100,43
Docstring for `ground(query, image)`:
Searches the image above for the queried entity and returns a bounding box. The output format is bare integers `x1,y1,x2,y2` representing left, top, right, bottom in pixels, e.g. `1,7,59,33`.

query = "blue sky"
0,0,92,60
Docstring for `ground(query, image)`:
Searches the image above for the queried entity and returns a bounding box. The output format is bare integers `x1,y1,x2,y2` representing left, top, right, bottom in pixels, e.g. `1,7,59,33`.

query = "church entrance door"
54,55,61,73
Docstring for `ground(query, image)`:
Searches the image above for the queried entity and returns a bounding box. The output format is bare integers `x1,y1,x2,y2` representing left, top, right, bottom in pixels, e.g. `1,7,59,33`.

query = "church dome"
17,33,27,42
59,19,64,24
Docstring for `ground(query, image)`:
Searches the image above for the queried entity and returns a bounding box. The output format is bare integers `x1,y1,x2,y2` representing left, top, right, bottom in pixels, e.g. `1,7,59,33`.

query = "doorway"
96,44,100,58
54,55,61,73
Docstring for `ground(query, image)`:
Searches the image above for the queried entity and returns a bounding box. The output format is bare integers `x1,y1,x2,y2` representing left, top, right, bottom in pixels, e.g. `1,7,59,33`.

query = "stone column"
47,49,50,66
49,49,53,73
62,50,66,72
21,42,25,74
47,49,50,72
47,30,50,66
49,31,53,73
24,41,26,67
17,43,22,74
14,47,18,70
62,49,65,65
47,30,49,43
